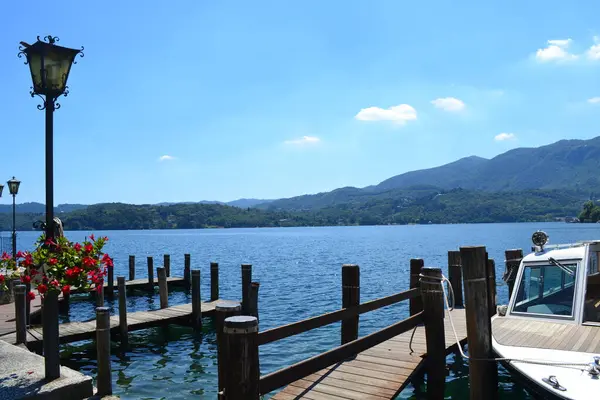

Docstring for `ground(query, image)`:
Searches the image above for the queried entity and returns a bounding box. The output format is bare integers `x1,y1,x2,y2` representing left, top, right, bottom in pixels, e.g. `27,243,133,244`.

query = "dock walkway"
272,308,467,400
0,300,229,345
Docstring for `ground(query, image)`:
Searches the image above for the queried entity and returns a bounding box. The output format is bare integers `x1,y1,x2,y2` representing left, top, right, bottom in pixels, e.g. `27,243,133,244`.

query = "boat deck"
493,316,600,353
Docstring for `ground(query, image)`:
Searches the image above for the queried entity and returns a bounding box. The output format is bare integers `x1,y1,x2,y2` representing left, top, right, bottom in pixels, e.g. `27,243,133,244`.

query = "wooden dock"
272,308,467,400
0,299,230,346
69,277,187,294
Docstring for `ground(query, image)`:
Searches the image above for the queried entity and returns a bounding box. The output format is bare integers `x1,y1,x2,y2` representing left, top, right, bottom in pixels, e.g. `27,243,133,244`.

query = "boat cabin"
506,237,600,325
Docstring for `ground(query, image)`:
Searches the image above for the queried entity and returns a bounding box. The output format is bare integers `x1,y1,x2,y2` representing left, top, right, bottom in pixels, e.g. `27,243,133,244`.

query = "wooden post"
157,267,168,309
216,302,242,394
25,282,31,326
241,264,252,314
223,316,259,400
96,306,112,396
147,256,154,291
487,259,497,317
420,267,446,399
210,262,219,301
43,290,60,380
129,255,135,281
107,263,114,299
14,284,26,344
248,282,260,322
460,246,496,399
184,254,191,288
410,258,424,315
341,264,360,345
447,251,463,307
164,254,171,277
96,284,105,307
504,249,523,299
191,270,202,328
117,276,128,343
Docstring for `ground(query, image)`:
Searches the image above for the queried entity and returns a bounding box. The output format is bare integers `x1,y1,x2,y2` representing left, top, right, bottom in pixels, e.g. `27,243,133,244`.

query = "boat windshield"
512,262,578,317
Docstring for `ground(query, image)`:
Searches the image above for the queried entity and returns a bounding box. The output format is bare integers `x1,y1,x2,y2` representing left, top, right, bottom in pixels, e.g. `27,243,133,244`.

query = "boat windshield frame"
508,258,583,321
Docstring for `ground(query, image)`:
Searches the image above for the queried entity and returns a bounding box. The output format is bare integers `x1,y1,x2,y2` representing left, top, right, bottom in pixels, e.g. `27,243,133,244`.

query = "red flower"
0,274,4,284
50,279,59,287
30,268,39,276
1,252,10,261
27,291,35,301
74,243,82,252
49,258,58,265
16,251,24,259
21,275,31,284
89,234,95,242
22,254,33,267
102,254,114,267
83,257,96,268
61,285,71,295
44,238,56,246
37,284,47,294
84,243,93,253
95,284,103,293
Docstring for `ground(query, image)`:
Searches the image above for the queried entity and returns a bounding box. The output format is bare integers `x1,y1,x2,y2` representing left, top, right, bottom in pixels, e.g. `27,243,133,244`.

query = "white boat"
492,231,600,399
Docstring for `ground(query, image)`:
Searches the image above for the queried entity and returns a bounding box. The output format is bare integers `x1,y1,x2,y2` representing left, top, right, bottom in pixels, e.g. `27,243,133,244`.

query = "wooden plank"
289,378,390,400
308,371,399,397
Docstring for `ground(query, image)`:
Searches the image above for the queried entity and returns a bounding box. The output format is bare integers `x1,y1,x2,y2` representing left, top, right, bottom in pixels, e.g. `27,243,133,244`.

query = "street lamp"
18,35,83,241
7,177,20,260
18,35,83,382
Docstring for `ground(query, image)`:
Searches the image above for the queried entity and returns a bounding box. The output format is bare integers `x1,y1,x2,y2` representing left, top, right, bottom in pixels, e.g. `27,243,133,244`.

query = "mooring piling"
107,263,114,299
164,254,171,277
117,276,128,343
504,249,523,299
216,301,242,394
184,254,191,288
223,316,260,400
157,267,168,309
461,245,497,400
129,255,135,281
147,256,154,291
420,267,446,399
43,291,60,380
191,270,202,328
409,258,424,315
211,262,219,301
249,282,260,322
241,264,252,314
487,258,497,317
96,306,112,396
341,264,360,345
447,250,463,307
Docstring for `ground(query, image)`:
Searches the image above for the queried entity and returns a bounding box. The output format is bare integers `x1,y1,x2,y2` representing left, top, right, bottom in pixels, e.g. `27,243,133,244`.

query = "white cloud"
431,97,465,112
588,97,600,104
494,133,516,141
535,39,577,62
158,155,175,161
587,36,600,60
354,104,417,125
284,136,321,145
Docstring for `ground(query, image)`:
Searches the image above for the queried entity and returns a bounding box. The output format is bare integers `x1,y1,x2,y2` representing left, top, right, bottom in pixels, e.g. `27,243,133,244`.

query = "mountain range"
257,137,600,211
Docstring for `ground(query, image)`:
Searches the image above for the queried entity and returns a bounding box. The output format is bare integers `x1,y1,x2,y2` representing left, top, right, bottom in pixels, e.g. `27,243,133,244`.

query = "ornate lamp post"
18,35,83,381
18,35,83,241
7,177,20,260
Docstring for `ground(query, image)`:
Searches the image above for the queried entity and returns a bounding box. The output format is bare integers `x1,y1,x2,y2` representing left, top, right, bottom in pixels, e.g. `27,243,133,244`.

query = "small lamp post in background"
18,35,83,381
18,35,83,242
7,177,20,259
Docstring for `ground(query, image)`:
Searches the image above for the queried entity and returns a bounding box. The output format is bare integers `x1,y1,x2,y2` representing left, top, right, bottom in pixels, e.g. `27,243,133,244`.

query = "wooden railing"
215,261,447,400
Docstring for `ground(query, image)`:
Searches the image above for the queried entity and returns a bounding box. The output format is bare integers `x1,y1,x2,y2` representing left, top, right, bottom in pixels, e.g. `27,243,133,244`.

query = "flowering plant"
0,252,21,292
17,234,112,298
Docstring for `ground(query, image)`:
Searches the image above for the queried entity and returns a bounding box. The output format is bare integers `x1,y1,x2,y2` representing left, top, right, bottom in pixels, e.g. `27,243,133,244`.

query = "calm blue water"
12,223,600,398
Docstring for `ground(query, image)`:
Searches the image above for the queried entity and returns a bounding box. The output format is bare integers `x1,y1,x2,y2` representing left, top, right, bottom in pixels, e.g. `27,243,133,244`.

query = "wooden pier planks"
0,300,227,345
271,308,467,400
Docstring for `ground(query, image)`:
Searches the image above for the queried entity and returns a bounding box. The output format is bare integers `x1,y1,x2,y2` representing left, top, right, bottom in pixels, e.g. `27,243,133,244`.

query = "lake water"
13,222,600,398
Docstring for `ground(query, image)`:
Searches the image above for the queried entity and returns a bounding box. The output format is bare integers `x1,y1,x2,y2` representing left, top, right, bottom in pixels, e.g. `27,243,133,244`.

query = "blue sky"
2,1,600,205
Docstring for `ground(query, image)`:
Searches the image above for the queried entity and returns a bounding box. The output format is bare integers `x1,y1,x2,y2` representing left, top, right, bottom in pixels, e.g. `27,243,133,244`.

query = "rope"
416,273,592,371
